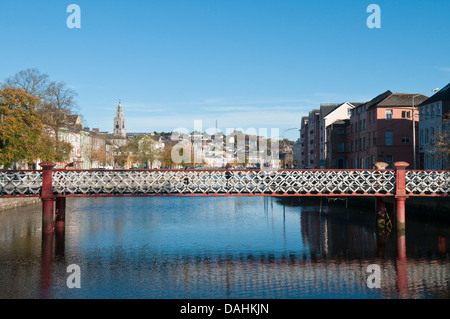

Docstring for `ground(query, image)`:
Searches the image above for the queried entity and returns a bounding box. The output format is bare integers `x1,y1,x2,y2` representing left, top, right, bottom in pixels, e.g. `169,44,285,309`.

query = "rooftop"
418,83,450,106
378,93,428,107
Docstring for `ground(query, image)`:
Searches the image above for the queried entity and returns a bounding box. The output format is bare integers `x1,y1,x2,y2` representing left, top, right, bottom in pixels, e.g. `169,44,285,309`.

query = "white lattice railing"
405,171,450,195
0,171,42,196
1,169,448,197
51,169,396,196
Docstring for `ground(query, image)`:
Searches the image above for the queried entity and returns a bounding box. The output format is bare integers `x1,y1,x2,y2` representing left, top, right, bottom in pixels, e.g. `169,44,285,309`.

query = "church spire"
113,101,126,138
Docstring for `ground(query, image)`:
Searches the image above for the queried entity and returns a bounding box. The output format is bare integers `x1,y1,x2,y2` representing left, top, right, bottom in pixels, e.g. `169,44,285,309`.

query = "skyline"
1,0,449,140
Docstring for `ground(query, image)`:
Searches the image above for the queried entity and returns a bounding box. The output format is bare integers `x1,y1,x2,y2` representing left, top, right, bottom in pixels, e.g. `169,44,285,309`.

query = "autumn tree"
90,146,107,167
0,88,44,167
2,68,79,160
161,144,175,168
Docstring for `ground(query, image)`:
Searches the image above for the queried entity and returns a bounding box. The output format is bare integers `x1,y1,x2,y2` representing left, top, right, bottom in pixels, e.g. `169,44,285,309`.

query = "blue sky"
1,0,449,140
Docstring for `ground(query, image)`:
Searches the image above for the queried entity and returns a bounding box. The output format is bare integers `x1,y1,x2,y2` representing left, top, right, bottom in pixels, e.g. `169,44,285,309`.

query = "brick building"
347,90,427,169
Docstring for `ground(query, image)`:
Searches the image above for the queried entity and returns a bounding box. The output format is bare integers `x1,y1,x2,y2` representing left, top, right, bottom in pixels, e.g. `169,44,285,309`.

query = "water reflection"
0,196,449,299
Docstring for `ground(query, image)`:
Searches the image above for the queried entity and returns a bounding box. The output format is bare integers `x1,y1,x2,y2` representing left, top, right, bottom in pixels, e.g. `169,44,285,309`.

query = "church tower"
113,101,126,138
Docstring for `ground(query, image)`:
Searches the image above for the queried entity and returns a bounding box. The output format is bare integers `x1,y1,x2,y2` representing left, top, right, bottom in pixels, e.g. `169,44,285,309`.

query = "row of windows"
419,102,442,118
385,109,411,120
347,131,410,152
350,109,412,134
419,126,440,145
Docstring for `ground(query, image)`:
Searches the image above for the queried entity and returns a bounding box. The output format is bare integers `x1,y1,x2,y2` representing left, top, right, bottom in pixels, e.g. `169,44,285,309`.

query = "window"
368,112,371,123
431,127,435,144
419,129,423,146
385,131,393,145
338,142,345,153
425,128,429,144
386,109,393,120
338,129,344,135
402,111,411,119
363,119,366,130
351,140,354,152
431,104,434,116
373,132,376,146
401,136,410,143
348,108,352,116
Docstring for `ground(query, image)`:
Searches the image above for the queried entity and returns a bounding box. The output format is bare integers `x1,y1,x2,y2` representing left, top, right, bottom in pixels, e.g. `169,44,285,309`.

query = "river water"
0,196,449,299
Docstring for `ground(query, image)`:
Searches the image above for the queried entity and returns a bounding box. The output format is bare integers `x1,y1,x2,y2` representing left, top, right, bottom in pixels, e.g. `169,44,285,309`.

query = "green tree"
137,135,162,168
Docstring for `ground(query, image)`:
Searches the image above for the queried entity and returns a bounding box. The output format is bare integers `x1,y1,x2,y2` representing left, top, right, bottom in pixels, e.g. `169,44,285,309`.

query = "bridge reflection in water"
1,161,448,241
0,196,448,299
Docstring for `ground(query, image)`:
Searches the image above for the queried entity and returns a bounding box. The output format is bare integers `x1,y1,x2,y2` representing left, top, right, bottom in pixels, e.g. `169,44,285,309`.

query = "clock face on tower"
116,125,119,129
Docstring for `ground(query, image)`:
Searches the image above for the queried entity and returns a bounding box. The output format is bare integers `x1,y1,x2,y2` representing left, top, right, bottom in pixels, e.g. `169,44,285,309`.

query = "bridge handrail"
1,166,448,197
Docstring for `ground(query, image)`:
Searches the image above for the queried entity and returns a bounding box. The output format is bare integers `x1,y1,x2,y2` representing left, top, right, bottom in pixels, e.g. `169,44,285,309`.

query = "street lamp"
282,128,298,168
412,88,439,169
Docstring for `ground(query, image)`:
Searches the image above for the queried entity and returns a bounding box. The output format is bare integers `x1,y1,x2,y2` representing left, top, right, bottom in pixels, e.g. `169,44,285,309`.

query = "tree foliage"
0,87,43,166
137,135,162,168
2,68,78,163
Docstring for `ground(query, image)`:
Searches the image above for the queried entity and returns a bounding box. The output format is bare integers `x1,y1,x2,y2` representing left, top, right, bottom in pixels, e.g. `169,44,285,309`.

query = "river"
0,196,449,299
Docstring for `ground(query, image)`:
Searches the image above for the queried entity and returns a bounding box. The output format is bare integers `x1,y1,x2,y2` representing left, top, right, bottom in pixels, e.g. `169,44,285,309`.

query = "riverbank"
277,195,450,223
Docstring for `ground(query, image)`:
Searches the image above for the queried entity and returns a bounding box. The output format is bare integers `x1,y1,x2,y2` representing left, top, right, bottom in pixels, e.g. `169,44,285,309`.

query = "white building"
418,83,450,170
319,102,356,168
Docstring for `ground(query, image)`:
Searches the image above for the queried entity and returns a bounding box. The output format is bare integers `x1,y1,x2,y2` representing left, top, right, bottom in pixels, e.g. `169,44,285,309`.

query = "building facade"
307,109,320,168
346,91,427,169
419,83,450,170
298,116,309,169
319,102,357,168
326,119,349,169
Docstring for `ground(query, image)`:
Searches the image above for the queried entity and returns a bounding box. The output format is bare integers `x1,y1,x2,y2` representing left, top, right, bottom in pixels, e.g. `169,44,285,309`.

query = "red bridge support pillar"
39,162,56,235
55,197,66,233
394,162,409,231
374,162,389,230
